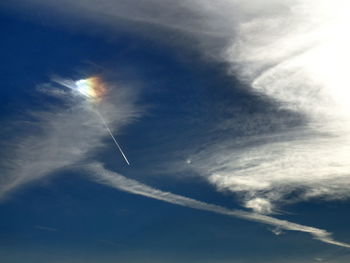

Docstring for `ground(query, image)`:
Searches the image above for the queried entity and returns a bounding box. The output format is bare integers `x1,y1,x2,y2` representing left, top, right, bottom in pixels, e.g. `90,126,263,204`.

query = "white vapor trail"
94,110,130,165
88,163,350,248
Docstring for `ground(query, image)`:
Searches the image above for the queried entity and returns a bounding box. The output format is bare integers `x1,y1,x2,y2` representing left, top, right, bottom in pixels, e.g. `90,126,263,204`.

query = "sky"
1,1,350,262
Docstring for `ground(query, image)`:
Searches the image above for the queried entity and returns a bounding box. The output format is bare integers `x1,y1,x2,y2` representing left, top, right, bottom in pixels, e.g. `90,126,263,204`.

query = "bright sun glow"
248,0,350,123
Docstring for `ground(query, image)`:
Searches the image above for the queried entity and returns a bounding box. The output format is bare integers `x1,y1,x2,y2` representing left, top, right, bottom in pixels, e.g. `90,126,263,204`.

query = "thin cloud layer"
185,0,350,213
0,78,140,198
2,0,350,248
186,125,350,213
4,0,350,215
87,162,350,248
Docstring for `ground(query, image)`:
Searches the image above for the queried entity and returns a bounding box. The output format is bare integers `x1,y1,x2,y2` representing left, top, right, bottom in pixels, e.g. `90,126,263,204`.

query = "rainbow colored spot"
75,77,107,102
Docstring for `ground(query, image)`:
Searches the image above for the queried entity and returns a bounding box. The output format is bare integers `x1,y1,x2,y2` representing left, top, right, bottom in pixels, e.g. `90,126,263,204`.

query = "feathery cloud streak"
2,0,350,247
4,0,350,215
0,78,140,199
87,162,350,248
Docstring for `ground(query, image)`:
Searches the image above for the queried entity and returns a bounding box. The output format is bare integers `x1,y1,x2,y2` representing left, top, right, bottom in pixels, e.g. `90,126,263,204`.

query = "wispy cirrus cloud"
87,162,350,248
4,0,350,215
2,0,350,248
0,77,141,199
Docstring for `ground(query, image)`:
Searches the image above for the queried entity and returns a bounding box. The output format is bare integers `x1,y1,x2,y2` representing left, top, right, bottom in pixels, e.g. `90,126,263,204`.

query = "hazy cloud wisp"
5,0,350,216
88,162,350,248
0,78,140,199
2,0,350,248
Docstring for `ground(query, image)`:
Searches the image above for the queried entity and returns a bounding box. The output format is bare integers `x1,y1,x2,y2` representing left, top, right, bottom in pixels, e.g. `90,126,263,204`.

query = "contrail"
94,110,130,165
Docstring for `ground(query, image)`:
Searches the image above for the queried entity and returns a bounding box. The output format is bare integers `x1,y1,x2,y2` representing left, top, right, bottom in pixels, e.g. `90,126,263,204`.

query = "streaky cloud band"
86,162,350,249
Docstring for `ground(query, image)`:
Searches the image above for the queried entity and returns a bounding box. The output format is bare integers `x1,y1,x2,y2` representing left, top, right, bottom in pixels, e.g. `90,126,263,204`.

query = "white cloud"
5,0,350,215
245,198,273,214
0,78,141,199
87,162,350,248
2,0,350,248
184,127,350,213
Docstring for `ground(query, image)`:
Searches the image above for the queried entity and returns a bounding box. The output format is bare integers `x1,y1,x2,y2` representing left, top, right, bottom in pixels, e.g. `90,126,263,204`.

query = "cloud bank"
180,0,350,213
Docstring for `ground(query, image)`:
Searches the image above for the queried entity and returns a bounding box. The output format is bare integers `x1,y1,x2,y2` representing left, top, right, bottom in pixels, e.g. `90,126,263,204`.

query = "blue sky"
1,1,350,262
